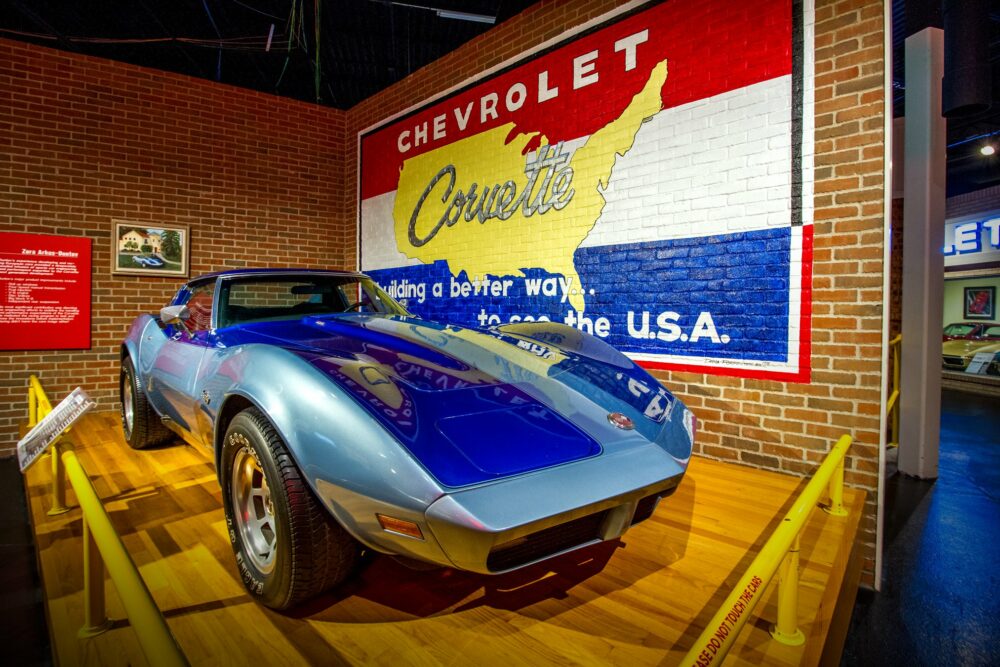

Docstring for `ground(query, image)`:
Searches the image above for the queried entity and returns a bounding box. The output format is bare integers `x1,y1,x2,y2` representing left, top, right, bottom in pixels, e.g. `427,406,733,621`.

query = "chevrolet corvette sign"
359,0,814,381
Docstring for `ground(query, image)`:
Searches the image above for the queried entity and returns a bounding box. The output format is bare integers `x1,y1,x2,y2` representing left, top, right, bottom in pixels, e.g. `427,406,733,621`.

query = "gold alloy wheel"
122,374,134,438
231,447,277,574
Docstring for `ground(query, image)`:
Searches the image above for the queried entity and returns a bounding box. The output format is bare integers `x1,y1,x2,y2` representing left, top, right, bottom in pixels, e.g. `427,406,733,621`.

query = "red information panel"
0,232,92,350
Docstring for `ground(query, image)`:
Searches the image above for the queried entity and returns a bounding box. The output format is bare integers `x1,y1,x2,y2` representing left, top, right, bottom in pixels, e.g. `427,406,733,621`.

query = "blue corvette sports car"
120,269,694,609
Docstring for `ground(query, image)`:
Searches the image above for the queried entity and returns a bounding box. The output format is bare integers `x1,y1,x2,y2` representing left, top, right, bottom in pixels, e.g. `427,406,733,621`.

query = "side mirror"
160,304,191,327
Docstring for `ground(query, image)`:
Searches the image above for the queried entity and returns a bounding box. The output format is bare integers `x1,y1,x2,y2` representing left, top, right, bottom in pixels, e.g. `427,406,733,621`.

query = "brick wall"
0,39,350,453
947,184,1000,218
344,0,888,586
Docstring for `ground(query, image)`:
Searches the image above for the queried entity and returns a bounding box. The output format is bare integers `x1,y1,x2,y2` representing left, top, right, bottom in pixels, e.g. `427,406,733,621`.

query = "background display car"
942,325,1000,371
942,321,997,341
120,269,695,609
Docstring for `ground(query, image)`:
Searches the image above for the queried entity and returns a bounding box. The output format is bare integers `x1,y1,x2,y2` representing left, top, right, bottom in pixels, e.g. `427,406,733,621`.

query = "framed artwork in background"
112,222,189,277
964,286,996,320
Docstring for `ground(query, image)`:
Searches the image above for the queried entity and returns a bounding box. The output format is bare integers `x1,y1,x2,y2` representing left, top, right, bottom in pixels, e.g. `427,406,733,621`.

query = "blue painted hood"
217,314,685,487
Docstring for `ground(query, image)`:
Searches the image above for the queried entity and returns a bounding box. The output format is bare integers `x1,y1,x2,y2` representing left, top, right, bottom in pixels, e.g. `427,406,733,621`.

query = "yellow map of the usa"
393,60,667,312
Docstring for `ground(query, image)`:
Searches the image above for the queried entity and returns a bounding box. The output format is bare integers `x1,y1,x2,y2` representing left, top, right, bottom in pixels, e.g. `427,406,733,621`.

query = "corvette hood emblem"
607,412,635,430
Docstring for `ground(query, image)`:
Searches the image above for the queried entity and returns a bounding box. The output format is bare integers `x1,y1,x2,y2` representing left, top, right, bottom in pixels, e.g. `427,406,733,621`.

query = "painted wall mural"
359,0,814,381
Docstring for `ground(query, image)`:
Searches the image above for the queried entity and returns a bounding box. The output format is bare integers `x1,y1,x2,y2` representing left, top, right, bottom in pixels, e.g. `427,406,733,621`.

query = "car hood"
942,338,1000,358
218,314,687,487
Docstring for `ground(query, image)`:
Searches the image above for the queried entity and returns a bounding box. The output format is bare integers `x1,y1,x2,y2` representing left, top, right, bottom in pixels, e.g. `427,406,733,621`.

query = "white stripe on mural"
363,75,794,272
360,191,417,271
581,75,793,248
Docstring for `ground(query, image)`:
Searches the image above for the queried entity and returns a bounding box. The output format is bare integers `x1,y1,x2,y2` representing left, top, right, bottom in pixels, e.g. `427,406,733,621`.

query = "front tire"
221,407,359,610
120,356,172,449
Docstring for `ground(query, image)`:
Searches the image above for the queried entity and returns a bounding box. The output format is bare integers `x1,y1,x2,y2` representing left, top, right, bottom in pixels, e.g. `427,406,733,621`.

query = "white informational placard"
16,387,95,472
965,351,998,376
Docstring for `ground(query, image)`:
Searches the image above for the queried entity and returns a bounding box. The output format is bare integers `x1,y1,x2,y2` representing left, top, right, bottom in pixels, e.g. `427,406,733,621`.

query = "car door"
148,279,216,438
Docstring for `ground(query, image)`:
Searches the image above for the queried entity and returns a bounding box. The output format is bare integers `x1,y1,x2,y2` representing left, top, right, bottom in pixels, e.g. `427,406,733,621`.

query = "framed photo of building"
964,286,996,319
112,222,189,277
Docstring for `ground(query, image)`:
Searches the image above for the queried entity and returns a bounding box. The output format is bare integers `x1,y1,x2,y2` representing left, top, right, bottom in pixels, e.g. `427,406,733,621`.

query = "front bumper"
315,440,686,573
424,443,687,573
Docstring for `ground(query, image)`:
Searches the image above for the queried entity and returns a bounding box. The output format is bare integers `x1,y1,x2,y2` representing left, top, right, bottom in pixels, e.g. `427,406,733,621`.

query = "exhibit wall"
947,183,1000,220
943,276,1000,325
0,39,351,453
940,187,1000,324
345,0,888,584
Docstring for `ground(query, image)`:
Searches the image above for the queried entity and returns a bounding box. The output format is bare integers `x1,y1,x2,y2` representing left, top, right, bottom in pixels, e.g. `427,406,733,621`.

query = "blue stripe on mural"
366,227,791,363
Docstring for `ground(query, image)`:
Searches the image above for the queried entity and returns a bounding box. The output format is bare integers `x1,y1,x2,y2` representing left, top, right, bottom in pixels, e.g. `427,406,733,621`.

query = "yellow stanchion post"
48,438,70,516
28,386,37,427
891,399,900,448
26,376,187,665
892,336,901,448
681,434,853,666
60,445,188,667
79,516,112,637
823,453,848,517
770,534,805,645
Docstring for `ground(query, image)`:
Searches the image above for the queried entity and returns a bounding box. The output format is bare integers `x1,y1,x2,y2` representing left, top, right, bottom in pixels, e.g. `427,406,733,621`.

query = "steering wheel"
344,301,366,312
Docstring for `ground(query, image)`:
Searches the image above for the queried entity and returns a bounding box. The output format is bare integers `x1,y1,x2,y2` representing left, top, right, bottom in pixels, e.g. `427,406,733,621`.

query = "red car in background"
942,322,998,341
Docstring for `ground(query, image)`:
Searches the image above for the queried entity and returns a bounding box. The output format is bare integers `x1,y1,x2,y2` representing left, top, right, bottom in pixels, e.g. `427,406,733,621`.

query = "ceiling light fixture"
981,144,996,156
383,2,496,25
435,9,495,24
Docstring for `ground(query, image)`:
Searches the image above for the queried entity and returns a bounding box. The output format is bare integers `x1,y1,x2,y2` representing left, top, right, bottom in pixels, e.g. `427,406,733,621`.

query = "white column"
899,28,945,479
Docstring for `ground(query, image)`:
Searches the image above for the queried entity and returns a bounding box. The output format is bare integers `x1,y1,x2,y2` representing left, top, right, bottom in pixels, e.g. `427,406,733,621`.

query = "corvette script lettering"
407,142,576,247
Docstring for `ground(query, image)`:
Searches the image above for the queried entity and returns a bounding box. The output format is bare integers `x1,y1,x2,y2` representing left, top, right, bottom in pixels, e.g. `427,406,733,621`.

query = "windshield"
944,323,976,336
216,274,407,328
983,326,1000,338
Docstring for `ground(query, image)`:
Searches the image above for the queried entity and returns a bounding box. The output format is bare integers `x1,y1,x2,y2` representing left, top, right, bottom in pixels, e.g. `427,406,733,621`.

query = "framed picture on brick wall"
112,222,189,277
964,286,996,319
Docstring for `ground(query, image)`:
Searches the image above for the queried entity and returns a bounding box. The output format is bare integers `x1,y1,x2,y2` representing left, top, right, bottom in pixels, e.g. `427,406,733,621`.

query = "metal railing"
886,334,901,448
27,375,70,516
26,376,188,667
682,434,854,666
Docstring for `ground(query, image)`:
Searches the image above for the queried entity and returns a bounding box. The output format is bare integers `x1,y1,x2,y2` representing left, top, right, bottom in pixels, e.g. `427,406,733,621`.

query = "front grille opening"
631,493,661,525
486,510,607,572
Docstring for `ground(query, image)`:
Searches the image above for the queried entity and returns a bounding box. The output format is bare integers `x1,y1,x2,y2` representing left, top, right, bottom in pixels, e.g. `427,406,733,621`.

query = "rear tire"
120,356,173,449
221,407,359,610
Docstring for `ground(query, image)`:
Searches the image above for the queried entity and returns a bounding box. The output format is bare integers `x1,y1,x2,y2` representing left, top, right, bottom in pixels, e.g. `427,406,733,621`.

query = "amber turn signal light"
376,514,424,540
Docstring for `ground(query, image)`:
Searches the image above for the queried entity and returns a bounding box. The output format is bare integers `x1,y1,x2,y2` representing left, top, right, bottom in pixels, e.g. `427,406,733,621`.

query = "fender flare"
209,346,443,533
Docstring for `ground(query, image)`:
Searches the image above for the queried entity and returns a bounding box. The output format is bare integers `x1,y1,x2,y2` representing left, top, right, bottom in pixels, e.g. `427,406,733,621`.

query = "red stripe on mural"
360,0,791,201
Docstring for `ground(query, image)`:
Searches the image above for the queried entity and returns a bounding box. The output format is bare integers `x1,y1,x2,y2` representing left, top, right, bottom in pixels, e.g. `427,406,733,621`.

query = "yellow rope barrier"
681,434,853,666
886,335,902,448
26,376,188,667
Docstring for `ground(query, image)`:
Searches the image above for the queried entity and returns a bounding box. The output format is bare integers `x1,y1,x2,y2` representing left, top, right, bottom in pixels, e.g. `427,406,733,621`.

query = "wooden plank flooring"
24,412,865,666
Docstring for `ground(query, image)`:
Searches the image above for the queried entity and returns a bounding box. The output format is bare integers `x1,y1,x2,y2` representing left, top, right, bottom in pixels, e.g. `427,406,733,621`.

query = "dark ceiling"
897,0,1000,197
3,0,1000,198
1,0,536,109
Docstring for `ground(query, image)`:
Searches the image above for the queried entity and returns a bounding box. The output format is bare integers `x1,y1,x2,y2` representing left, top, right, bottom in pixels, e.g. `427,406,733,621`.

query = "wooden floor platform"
24,412,865,666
